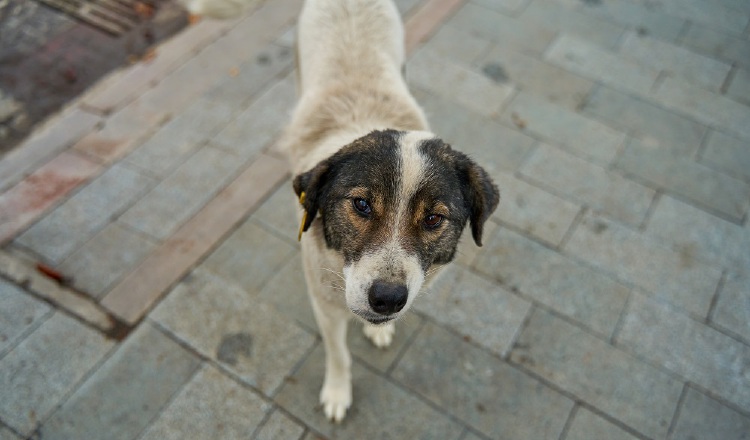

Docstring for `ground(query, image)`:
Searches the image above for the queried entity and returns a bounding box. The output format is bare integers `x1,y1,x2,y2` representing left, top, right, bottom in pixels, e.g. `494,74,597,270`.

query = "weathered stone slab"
0,280,51,355
671,387,750,440
712,275,750,343
701,130,750,182
565,407,639,440
254,409,305,440
681,23,750,69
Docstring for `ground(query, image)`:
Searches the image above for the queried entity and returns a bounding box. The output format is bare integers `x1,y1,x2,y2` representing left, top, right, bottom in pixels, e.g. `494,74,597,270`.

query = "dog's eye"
423,214,443,229
352,198,372,216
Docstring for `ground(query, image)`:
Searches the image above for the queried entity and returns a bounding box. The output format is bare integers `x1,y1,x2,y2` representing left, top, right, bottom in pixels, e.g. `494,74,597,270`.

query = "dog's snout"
368,281,408,315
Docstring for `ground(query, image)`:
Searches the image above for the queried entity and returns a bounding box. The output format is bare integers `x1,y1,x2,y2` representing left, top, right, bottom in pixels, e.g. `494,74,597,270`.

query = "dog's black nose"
368,281,408,315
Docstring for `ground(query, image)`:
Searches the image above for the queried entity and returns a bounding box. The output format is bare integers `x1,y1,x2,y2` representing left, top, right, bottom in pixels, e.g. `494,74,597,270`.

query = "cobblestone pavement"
1,0,749,438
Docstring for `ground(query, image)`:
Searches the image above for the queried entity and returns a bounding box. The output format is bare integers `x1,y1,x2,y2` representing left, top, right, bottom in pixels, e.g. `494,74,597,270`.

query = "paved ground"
1,0,749,438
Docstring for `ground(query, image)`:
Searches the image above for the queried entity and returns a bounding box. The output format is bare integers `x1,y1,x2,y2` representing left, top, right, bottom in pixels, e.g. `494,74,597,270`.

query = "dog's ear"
293,160,331,233
459,159,499,247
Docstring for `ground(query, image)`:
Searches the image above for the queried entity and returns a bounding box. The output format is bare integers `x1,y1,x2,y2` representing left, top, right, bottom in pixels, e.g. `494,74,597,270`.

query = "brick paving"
1,0,749,438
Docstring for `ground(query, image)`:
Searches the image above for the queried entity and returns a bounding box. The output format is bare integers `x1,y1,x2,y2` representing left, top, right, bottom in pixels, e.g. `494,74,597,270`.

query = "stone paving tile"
214,74,296,158
455,221,499,267
616,292,750,413
519,143,654,227
615,138,750,221
475,227,630,338
394,0,422,15
619,32,732,92
645,195,750,277
653,77,750,141
276,345,466,439
565,211,721,316
120,145,245,240
680,23,750,69
653,0,749,36
500,91,624,164
416,265,531,357
408,49,515,117
203,219,297,294
0,426,20,440
140,365,270,440
728,67,750,105
393,322,574,439
413,89,535,175
0,151,101,244
712,275,750,343
348,313,423,373
447,3,557,55
39,323,200,440
0,312,113,436
252,180,299,244
0,279,51,355
15,163,156,264
582,85,708,156
256,254,317,332
511,308,683,439
58,223,158,299
473,0,530,14
519,0,626,50
255,409,305,440
420,25,494,66
0,109,101,192
151,267,315,396
564,407,638,440
544,34,659,97
489,172,580,246
671,387,750,440
479,43,595,110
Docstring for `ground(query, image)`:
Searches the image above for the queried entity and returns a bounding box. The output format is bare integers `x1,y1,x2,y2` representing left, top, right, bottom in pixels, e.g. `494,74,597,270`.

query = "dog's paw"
320,381,352,423
363,322,395,348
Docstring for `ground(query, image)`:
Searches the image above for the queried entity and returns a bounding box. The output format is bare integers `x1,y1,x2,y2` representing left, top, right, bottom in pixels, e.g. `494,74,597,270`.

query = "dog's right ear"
293,160,331,233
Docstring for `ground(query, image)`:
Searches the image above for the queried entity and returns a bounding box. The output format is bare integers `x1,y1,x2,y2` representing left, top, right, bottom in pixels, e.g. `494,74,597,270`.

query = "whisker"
321,267,346,282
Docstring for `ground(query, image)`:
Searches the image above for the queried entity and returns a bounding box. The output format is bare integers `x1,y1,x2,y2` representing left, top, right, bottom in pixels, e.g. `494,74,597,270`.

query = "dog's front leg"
310,297,352,423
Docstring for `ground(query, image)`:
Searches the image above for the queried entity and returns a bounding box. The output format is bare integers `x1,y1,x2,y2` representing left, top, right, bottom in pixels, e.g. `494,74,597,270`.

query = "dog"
278,0,500,423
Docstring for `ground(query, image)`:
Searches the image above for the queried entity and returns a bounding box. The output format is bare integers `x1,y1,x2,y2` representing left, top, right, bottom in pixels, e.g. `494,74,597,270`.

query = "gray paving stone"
252,181,299,245
408,49,514,117
0,279,51,355
564,407,638,440
15,163,156,264
447,3,557,55
276,346,464,439
490,172,580,246
140,365,270,440
393,323,574,439
394,0,421,14
473,0,530,14
565,211,721,316
0,426,21,440
712,275,750,343
652,0,748,35
479,43,595,110
615,138,750,221
413,89,535,175
415,266,530,357
0,313,113,436
511,308,683,439
256,253,317,332
702,129,750,182
653,77,750,141
150,267,315,396
203,219,297,294
120,145,245,240
620,32,732,91
58,223,157,299
616,292,750,412
582,85,707,156
671,387,750,440
475,227,630,338
681,23,750,69
728,67,750,105
500,91,625,164
455,220,499,267
565,0,687,42
213,74,296,158
255,409,305,440
646,195,750,277
545,34,659,96
519,143,654,227
421,25,494,66
348,313,423,373
39,323,199,440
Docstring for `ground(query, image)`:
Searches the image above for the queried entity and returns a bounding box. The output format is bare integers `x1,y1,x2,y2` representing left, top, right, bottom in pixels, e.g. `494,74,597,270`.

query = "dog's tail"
178,0,257,19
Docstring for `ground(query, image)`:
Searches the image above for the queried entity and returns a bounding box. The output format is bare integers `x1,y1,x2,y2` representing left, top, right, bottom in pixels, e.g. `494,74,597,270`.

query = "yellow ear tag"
298,192,307,241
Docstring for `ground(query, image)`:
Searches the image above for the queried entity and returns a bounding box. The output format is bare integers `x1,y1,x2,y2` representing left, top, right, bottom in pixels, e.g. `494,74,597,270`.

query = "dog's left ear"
293,160,330,233
459,159,499,247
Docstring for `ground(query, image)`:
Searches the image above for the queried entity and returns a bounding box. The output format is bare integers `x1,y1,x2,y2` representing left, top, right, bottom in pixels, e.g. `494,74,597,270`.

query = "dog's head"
294,129,499,324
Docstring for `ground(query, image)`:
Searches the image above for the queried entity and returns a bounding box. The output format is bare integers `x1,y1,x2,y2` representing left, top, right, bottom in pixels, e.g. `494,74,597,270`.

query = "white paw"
363,322,395,348
320,380,352,423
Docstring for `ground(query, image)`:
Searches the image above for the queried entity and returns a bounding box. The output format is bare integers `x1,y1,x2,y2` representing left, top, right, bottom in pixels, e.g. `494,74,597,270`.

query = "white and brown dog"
278,0,500,423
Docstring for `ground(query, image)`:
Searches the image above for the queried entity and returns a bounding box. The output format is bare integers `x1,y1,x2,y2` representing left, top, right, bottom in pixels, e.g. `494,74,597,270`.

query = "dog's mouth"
351,309,394,325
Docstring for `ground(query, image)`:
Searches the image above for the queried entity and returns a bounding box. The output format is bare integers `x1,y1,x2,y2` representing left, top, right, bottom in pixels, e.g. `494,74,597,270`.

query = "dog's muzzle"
368,281,408,316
